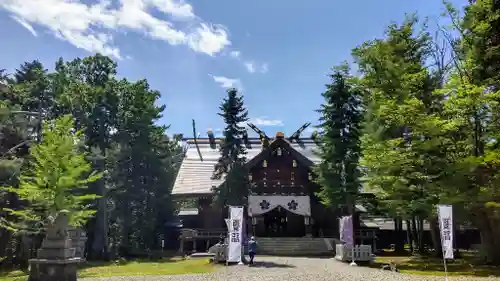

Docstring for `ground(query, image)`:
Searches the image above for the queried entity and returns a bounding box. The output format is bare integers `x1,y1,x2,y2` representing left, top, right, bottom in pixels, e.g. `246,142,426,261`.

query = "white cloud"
249,116,284,126
187,23,230,56
261,63,268,73
209,75,242,89
229,50,240,58
244,62,255,73
0,0,231,59
228,49,268,74
149,0,195,19
11,15,37,37
243,60,268,74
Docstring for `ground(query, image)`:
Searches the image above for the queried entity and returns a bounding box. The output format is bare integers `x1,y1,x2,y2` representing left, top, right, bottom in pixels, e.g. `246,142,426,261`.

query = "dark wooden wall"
249,145,313,195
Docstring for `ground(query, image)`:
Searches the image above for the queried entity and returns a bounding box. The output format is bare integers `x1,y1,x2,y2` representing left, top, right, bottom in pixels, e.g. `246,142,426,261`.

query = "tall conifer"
315,65,363,214
212,88,249,207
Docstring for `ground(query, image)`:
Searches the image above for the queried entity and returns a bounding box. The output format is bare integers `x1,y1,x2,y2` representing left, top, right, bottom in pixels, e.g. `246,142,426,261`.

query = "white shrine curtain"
248,195,311,217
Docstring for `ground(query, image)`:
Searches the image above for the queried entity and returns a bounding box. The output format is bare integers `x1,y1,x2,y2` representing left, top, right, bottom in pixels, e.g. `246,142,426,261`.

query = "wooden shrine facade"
244,135,330,237
171,123,371,241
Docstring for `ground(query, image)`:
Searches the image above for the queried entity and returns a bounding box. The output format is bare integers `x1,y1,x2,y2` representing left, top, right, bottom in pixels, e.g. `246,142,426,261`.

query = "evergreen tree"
433,0,500,263
460,0,500,88
12,60,52,117
353,16,449,254
0,54,183,265
107,79,181,254
54,54,118,260
212,88,249,207
315,64,363,214
1,115,101,231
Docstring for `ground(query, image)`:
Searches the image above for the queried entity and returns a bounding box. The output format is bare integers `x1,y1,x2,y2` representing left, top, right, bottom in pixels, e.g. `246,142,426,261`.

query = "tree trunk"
453,218,461,258
411,216,419,254
475,209,500,264
0,229,12,260
19,235,30,270
90,184,109,260
394,218,405,253
405,220,414,253
90,142,109,260
429,216,441,258
418,217,425,254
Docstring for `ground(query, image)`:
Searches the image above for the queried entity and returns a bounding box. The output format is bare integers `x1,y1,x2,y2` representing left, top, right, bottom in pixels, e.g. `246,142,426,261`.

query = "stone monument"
28,210,82,281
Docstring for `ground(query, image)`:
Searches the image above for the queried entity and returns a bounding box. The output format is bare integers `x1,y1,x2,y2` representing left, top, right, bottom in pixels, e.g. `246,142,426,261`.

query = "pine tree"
461,0,500,89
315,64,363,214
12,60,52,116
212,88,249,207
0,115,101,232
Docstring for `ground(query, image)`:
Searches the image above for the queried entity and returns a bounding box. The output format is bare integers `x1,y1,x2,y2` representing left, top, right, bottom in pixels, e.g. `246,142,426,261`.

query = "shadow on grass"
78,256,180,270
78,257,214,276
368,252,500,277
0,257,210,280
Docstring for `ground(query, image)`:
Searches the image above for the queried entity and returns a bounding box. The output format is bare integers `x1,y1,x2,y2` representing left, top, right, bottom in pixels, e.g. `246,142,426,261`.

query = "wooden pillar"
250,216,256,236
179,238,184,254
304,216,312,237
372,230,377,252
192,239,197,253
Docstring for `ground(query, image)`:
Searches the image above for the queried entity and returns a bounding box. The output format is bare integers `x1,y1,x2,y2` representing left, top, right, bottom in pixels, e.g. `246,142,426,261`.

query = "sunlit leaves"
1,115,101,231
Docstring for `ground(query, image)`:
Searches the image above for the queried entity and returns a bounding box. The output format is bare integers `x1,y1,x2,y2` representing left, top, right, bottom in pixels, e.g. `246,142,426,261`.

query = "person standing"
247,236,257,266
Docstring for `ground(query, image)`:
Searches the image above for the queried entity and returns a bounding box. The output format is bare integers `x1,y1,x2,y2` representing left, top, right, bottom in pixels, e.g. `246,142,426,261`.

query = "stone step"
256,239,335,244
253,237,332,256
256,237,330,241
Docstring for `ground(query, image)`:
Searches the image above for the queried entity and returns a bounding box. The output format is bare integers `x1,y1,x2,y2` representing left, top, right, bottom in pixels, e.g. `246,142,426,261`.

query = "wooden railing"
180,228,376,240
180,228,226,239
356,229,376,239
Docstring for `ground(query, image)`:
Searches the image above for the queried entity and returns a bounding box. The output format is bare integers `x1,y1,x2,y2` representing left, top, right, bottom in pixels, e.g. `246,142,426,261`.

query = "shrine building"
170,123,480,255
171,123,375,245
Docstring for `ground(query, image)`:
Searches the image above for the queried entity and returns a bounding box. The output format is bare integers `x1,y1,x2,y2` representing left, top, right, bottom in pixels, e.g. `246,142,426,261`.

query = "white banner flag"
227,206,244,263
437,205,454,259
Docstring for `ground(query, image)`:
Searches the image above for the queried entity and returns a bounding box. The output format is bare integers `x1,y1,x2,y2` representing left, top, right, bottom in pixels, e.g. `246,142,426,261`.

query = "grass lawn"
371,251,500,277
0,258,215,281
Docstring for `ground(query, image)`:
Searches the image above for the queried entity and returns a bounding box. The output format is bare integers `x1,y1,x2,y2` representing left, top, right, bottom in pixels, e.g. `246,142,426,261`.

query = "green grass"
0,269,26,281
371,251,500,277
0,258,215,281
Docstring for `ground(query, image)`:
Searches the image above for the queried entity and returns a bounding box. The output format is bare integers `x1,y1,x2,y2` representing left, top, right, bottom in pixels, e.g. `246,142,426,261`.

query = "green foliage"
212,88,250,207
349,2,500,261
1,115,101,231
314,64,363,211
352,15,448,219
0,54,183,265
461,0,500,87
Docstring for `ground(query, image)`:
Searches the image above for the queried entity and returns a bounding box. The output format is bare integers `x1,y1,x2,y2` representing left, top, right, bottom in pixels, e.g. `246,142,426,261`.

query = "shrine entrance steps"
255,237,337,256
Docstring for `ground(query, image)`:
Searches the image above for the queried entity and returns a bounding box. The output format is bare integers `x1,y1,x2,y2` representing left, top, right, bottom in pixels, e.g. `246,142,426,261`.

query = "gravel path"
80,256,500,281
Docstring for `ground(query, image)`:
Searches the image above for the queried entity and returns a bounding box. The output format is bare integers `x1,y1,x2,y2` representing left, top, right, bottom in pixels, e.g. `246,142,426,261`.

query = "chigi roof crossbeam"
173,119,319,197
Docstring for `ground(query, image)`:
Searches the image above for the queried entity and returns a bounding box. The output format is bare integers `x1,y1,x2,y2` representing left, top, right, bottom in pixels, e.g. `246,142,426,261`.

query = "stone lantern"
28,210,82,281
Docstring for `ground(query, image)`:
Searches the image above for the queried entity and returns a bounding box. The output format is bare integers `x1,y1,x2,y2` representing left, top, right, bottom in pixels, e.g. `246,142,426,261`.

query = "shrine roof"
171,138,320,196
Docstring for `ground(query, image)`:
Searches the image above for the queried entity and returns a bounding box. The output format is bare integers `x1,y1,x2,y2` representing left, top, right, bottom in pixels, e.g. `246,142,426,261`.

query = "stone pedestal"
28,211,82,281
28,257,81,281
68,229,87,259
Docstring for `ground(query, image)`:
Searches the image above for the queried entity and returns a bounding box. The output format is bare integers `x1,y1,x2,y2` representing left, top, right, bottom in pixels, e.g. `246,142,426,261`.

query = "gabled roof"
245,138,314,169
171,138,320,196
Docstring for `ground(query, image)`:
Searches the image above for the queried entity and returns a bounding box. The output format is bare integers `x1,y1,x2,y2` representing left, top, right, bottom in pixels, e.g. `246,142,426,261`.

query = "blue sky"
0,0,468,138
